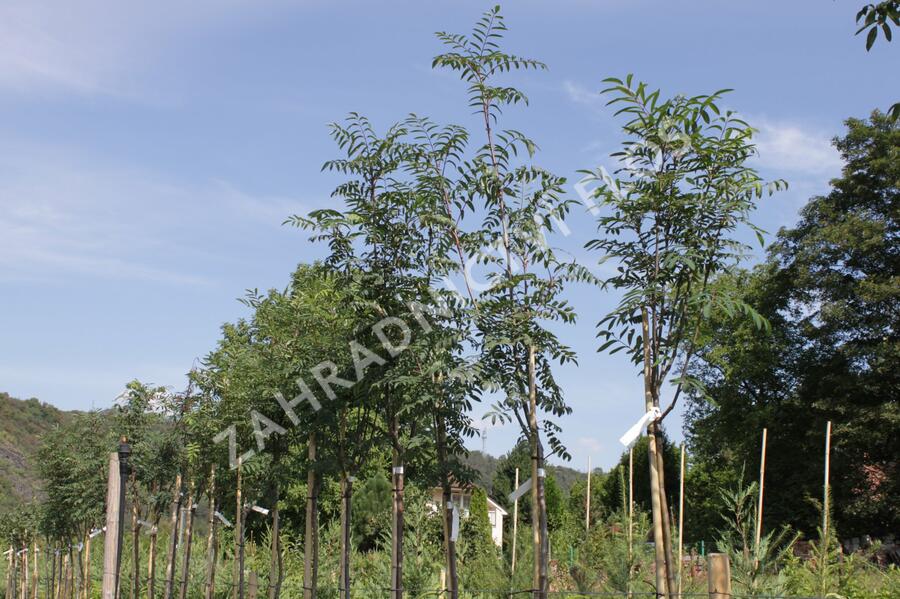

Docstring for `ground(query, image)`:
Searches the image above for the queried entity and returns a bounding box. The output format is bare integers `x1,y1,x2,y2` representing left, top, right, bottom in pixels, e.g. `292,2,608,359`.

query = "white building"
428,485,508,548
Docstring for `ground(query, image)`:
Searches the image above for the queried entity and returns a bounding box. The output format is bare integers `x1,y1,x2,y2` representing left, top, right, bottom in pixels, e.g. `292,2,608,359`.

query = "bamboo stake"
234,458,243,599
178,483,196,599
677,444,686,599
755,428,768,551
511,467,519,574
31,542,38,599
585,457,592,534
204,465,218,599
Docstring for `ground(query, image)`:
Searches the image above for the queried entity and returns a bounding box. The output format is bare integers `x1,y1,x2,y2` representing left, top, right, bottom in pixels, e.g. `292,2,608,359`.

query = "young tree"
432,9,584,596
583,76,784,598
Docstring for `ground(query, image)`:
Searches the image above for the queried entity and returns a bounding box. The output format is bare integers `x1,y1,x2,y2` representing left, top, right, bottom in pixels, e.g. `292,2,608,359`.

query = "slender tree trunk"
643,309,670,599
163,473,183,599
527,344,548,599
441,486,458,599
267,483,282,599
436,418,458,599
131,485,141,599
389,410,405,599
22,542,29,599
234,459,244,599
655,440,677,596
178,483,195,599
82,532,91,599
49,547,56,599
204,466,218,599
303,433,319,599
338,475,352,599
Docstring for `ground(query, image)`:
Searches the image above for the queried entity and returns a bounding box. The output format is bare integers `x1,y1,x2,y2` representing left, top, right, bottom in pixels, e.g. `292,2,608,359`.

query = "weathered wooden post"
101,439,131,599
204,465,218,599
677,444,686,599
585,457,592,534
247,572,258,599
707,553,731,599
510,467,519,574
178,482,196,599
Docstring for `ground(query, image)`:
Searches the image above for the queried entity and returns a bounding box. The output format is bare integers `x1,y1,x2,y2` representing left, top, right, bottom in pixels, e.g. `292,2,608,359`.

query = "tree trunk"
49,546,56,599
178,483,196,599
163,473,183,599
655,438,677,596
390,448,405,599
267,483,282,599
132,484,141,599
642,308,670,599
440,486,458,599
234,459,244,599
527,344,548,599
204,466,218,599
303,433,319,599
338,475,352,599
435,411,458,599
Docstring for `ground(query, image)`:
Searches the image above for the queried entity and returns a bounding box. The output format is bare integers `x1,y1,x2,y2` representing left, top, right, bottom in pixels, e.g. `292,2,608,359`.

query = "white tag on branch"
450,502,460,542
508,478,533,503
619,407,662,448
214,511,233,527
251,505,269,516
537,468,546,478
89,528,104,539
2,549,11,557
392,466,404,475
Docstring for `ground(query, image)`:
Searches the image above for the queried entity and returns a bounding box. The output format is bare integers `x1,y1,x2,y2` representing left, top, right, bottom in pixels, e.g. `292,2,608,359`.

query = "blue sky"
0,0,896,471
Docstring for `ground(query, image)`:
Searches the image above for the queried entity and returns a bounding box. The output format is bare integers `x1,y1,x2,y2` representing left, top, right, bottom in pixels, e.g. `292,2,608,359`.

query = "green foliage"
686,112,900,540
585,75,783,413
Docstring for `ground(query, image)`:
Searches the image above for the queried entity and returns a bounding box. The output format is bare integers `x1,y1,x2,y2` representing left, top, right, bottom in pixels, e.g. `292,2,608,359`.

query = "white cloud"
753,119,843,176
0,142,309,284
0,0,300,98
577,436,603,455
563,80,602,106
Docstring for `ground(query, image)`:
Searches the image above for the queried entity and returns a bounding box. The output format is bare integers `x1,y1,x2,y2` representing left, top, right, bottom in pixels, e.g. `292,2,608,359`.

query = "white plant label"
619,406,662,448
508,478,533,503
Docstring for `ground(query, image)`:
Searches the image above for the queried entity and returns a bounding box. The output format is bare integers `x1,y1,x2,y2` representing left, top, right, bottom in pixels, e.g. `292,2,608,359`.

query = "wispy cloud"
0,142,309,284
0,0,300,99
752,118,842,177
563,80,602,106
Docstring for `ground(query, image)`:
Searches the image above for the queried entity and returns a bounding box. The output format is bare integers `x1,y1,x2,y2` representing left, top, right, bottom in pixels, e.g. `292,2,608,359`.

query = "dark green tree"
686,111,900,540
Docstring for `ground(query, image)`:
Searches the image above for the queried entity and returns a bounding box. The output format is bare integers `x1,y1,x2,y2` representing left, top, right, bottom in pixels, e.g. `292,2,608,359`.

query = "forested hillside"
0,392,73,511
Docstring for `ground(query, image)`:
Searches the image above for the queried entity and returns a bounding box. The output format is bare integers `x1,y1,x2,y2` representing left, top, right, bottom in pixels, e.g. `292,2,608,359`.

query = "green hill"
0,392,74,512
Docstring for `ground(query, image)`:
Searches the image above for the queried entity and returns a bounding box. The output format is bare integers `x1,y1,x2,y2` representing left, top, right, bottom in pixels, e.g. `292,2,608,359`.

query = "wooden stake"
234,459,243,599
677,444,686,599
204,465,218,599
755,428,768,550
585,457,592,534
822,421,832,545
511,467,519,574
179,483,196,599
32,542,39,599
101,451,122,599
707,553,731,599
247,572,258,599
